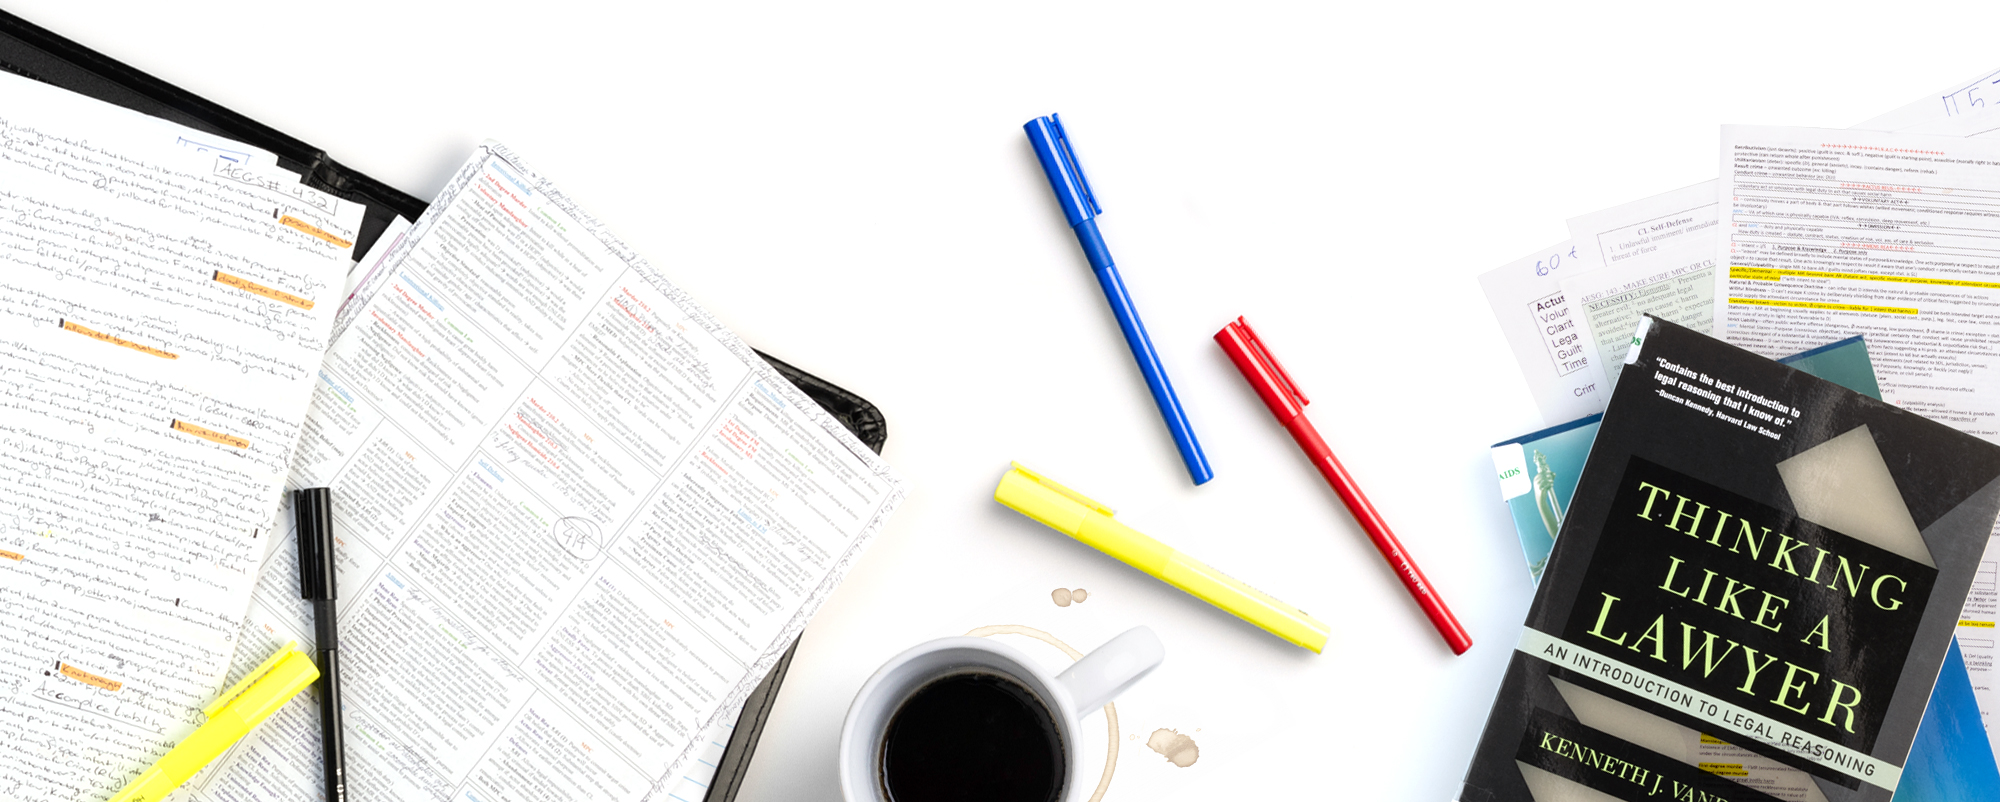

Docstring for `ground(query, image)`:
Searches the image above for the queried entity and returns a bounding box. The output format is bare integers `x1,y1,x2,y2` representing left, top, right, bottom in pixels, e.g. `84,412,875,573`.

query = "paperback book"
1460,317,2000,802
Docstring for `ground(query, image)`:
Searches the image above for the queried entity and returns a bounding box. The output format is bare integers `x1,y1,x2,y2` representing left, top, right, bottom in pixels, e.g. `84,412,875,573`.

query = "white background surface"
13,2,1998,799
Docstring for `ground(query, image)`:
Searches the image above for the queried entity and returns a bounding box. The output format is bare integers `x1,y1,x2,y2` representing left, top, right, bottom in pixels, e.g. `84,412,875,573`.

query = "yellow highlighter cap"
205,641,304,717
214,646,319,725
995,462,1113,534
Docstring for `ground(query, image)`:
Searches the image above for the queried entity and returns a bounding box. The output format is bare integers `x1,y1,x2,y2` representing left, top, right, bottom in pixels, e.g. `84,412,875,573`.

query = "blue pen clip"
1025,113,1101,227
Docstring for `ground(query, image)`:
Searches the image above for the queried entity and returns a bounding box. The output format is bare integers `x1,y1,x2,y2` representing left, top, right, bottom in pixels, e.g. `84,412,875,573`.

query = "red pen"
1214,317,1473,655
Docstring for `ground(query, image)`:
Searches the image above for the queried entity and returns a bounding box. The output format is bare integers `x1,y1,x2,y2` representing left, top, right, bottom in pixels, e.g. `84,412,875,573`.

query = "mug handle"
1055,626,1165,714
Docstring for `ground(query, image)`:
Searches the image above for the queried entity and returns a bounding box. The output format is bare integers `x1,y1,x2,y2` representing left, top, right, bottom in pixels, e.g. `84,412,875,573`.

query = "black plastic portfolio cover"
0,11,879,801
1459,317,2000,802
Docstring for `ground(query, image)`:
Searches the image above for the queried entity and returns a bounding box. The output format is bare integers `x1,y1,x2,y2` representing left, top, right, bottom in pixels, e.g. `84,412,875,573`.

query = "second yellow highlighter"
995,462,1331,653
108,642,320,802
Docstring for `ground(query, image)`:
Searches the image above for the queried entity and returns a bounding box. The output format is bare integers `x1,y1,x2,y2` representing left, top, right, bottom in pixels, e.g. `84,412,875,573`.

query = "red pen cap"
1214,316,1308,421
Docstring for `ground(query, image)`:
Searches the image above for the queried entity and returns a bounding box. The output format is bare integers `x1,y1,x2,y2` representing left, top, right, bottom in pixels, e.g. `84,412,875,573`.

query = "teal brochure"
1490,414,1599,583
1489,335,1998,797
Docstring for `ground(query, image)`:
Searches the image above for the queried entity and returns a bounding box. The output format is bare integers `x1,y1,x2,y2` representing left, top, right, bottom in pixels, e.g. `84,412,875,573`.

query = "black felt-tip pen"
295,487,346,802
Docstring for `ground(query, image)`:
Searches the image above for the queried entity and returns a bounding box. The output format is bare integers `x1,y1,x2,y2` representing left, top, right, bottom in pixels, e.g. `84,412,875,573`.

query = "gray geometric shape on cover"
1874,471,2000,785
1776,425,1933,568
1516,761,1627,802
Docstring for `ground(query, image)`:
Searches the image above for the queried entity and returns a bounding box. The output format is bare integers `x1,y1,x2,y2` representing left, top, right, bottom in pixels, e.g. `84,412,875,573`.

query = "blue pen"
1024,113,1213,485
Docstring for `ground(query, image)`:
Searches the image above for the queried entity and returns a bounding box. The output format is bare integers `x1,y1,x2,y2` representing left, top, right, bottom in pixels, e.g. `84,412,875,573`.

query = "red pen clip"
1215,316,1309,419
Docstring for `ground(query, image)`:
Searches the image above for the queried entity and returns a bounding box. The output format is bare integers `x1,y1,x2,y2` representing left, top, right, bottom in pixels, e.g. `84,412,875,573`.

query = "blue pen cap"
1024,113,1100,227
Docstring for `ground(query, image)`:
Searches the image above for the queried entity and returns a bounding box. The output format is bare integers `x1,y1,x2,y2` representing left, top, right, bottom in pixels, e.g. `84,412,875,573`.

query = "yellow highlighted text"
1728,298,1916,315
1732,265,2000,291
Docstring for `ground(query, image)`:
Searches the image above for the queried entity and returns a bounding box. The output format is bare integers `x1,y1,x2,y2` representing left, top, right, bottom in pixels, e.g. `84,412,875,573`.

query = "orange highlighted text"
61,320,177,359
60,662,123,692
214,271,315,310
171,419,249,449
278,215,354,248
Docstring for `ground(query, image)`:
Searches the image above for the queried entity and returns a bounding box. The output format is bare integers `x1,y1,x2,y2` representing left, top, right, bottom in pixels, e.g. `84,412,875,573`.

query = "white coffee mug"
838,626,1165,802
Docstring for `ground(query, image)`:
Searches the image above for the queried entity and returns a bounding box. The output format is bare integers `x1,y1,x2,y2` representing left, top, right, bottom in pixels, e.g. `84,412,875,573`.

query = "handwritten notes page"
0,72,358,800
179,143,905,802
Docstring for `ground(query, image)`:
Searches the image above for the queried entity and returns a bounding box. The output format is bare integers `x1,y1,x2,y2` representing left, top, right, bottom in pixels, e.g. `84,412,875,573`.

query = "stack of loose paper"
1478,66,2000,786
0,69,907,802
181,142,905,801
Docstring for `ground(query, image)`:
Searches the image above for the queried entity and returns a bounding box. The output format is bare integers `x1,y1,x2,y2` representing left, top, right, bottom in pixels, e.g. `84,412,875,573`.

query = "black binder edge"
0,12,885,801
0,10,426,259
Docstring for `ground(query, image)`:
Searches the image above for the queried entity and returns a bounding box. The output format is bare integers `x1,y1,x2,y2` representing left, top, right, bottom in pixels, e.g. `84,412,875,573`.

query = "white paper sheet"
1853,67,2000,132
1713,124,2000,767
1562,181,1721,390
1555,91,2000,401
1479,243,1605,423
0,71,357,800
343,214,413,314
176,143,905,802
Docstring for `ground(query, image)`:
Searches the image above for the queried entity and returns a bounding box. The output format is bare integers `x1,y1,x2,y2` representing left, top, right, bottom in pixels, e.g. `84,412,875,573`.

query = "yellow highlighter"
995,462,1332,653
109,642,320,802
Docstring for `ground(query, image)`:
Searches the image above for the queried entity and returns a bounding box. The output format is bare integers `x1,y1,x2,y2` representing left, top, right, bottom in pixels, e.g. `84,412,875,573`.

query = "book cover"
1486,334,1999,798
1493,337,1880,587
1460,317,2000,802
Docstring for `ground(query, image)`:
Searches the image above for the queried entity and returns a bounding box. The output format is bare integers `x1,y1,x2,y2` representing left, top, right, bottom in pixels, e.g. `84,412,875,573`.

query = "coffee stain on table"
1050,588,1089,607
1146,728,1199,767
965,624,1118,802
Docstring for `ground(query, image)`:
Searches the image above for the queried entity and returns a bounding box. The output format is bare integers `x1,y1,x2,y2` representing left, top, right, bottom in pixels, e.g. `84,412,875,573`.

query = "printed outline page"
1712,124,2000,770
1561,180,1721,391
1547,82,2000,409
1554,96,2000,404
183,141,904,802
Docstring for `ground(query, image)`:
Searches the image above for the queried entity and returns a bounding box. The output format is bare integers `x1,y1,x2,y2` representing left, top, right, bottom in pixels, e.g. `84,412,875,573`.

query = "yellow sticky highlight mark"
171,419,249,449
0,549,21,561
278,215,353,248
214,271,314,310
1731,265,2000,291
60,662,123,691
1699,734,1728,745
1728,298,1917,315
1962,620,1996,628
61,320,178,359
1698,763,1749,778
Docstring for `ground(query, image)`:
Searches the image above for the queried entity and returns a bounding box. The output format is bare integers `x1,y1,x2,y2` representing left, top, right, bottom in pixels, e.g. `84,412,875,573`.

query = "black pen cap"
294,487,336,600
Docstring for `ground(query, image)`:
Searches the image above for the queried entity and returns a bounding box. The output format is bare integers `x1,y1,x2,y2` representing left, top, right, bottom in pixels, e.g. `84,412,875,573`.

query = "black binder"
0,11,878,801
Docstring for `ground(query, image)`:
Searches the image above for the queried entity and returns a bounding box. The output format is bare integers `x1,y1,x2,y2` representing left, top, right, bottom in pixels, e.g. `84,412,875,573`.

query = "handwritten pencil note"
0,72,357,800
175,143,905,801
1478,242,1604,423
1854,66,2000,131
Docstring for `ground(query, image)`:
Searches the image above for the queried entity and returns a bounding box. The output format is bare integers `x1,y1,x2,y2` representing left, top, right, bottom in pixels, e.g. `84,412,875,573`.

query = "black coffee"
879,670,1065,802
